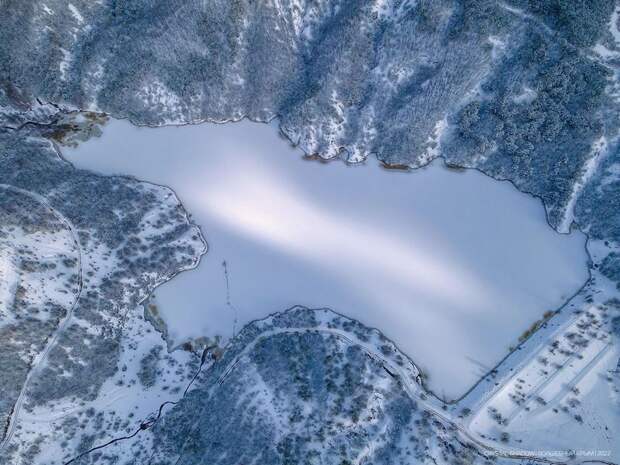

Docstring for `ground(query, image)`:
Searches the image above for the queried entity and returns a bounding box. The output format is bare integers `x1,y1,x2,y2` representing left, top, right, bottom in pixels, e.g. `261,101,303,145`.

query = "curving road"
0,184,83,452
0,184,613,464
192,324,617,465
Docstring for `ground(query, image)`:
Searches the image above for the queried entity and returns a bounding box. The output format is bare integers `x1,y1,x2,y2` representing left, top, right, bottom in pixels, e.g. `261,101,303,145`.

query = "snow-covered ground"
457,239,620,460
0,166,205,464
63,118,588,399
13,304,201,465
0,214,79,330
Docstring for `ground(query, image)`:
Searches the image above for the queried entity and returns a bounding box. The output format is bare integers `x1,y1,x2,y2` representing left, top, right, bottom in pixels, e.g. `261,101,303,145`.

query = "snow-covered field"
63,118,589,398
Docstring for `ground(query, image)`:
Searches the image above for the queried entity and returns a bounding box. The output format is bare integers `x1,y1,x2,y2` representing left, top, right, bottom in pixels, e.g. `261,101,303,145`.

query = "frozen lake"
64,118,588,399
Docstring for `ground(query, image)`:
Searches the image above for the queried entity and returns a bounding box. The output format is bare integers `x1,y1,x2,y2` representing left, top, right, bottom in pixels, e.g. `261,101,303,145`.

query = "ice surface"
63,118,588,399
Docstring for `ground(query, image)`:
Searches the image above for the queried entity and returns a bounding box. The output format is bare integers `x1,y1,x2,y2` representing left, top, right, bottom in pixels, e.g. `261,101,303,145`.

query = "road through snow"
0,184,83,452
